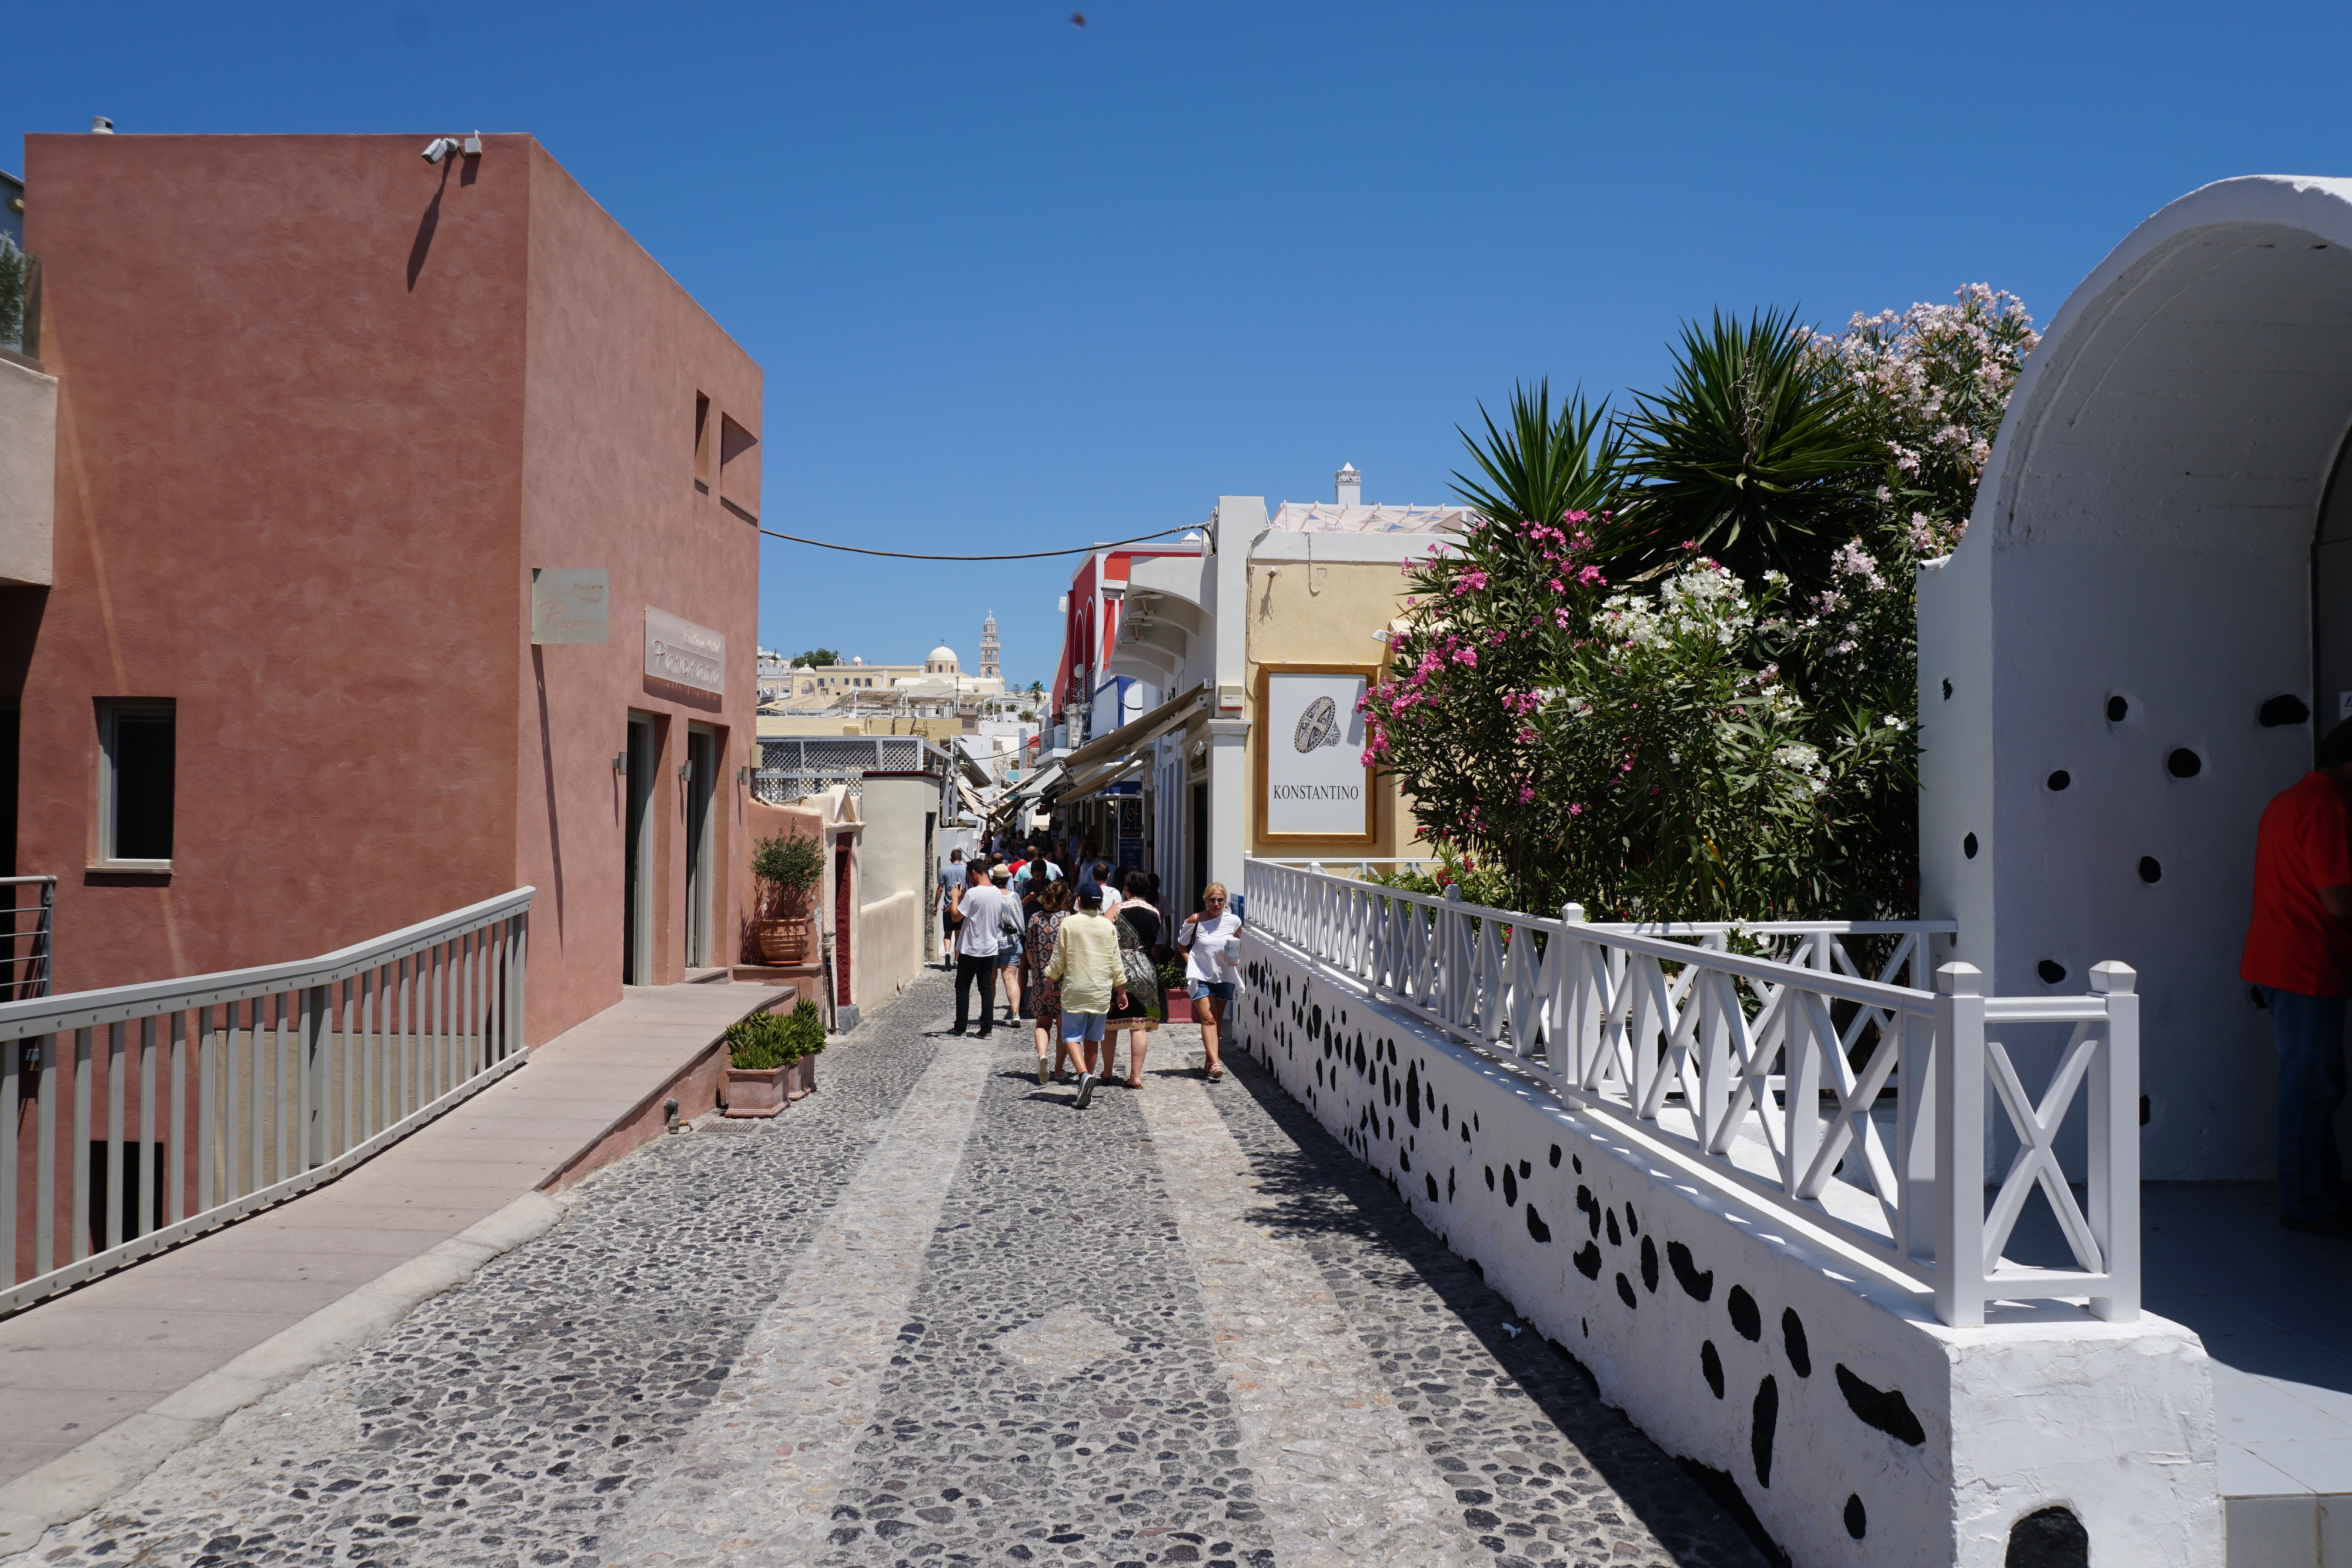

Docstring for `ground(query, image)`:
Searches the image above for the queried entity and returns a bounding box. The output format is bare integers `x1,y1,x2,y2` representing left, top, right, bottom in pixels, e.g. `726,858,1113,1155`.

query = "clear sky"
15,1,2352,691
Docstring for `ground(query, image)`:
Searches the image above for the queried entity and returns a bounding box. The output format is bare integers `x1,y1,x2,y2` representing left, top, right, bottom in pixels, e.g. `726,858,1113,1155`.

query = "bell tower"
980,611,1000,681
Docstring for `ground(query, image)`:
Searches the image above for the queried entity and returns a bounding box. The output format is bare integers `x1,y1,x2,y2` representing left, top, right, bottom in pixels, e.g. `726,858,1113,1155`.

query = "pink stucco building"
2,131,773,1043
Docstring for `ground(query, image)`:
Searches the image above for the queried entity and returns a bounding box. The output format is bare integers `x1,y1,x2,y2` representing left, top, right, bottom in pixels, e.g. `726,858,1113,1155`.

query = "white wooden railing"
0,889,533,1316
1243,860,2137,1328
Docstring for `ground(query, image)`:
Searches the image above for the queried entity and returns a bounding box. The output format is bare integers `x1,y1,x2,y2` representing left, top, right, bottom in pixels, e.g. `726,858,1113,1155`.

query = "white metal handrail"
1243,860,2137,1327
0,888,533,1316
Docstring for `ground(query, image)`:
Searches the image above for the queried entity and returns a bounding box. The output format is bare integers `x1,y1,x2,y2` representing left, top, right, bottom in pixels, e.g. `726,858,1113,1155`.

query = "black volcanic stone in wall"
1605,1209,1622,1248
1404,1062,1421,1126
1577,1186,1602,1237
1667,1241,1713,1302
1750,1375,1778,1487
1639,1235,1659,1293
1616,1273,1638,1309
1573,1242,1602,1279
1526,1203,1551,1243
2006,1506,2088,1568
1700,1340,1725,1398
1782,1308,1810,1377
1549,1145,1561,1167
1845,1493,1867,1540
1835,1365,1925,1446
1502,1166,1518,1206
1727,1285,1761,1342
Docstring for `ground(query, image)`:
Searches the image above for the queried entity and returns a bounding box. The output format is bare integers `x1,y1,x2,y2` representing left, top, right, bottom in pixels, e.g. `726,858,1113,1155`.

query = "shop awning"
1055,682,1204,777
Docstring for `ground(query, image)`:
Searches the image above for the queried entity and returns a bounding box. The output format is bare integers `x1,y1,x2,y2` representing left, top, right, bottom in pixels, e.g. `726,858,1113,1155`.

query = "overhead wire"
753,524,1204,561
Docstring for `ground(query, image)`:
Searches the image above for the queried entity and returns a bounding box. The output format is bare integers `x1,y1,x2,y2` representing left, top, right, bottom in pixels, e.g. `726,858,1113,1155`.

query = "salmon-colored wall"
12,134,767,1048
18,134,530,991
736,800,821,965
512,140,763,1039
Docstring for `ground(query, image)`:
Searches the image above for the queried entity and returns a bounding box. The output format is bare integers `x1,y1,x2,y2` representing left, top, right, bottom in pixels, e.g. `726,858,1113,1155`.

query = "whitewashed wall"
1234,932,2220,1568
1919,175,2352,1179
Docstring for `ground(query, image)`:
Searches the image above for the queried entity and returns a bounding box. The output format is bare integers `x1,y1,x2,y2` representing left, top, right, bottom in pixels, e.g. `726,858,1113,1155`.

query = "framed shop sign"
1254,663,1378,845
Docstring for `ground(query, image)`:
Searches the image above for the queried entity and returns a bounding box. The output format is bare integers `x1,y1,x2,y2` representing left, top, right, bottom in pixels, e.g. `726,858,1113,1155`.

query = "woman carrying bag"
1103,870,1164,1088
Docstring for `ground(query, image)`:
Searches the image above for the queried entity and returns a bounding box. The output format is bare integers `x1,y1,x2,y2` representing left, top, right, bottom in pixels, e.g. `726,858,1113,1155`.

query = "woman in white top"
1175,881,1242,1081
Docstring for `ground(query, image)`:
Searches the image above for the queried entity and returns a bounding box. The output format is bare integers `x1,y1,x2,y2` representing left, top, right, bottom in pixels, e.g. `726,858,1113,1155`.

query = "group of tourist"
931,837,1244,1109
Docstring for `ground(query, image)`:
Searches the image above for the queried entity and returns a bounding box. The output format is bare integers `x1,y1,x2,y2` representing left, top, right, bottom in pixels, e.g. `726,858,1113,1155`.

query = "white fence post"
2088,961,2141,1323
1935,961,1987,1328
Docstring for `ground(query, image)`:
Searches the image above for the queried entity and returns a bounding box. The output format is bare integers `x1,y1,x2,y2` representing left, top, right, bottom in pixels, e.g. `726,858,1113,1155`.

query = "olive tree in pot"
752,833,824,965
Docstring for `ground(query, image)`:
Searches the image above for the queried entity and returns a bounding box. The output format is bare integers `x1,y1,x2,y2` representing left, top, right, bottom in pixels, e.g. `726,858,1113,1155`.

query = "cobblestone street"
7,971,1770,1568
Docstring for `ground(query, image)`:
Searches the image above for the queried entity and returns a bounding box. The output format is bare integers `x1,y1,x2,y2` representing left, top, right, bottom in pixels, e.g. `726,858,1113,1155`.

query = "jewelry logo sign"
644,606,726,695
1262,670,1371,839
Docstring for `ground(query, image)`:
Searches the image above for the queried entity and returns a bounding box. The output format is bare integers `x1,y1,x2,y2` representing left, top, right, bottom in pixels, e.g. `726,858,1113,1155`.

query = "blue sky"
16,1,2352,690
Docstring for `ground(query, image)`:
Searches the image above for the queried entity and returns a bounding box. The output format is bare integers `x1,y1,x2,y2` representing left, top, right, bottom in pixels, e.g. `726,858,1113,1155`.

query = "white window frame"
96,700,176,870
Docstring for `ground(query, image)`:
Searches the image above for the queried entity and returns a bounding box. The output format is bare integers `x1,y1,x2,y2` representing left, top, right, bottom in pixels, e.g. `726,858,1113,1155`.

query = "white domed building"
896,637,1004,698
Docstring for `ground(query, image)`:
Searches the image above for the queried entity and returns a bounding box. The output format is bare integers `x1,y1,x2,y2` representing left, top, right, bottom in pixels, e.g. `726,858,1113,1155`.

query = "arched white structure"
1920,175,2352,1179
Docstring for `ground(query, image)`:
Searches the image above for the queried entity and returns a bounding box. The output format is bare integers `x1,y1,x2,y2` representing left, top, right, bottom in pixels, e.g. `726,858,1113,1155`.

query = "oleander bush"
1365,288,2038,924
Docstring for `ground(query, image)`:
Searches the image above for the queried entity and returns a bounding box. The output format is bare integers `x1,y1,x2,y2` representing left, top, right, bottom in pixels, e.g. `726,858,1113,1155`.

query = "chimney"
1335,463,1362,507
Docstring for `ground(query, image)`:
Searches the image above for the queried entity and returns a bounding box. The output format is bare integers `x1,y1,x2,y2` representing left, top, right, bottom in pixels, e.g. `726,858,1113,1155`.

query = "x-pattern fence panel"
1245,860,2138,1326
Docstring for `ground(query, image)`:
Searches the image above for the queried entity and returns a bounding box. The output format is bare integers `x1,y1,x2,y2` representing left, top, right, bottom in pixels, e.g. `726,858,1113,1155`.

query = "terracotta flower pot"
1165,986,1192,1018
789,1055,817,1100
757,916,813,965
724,1064,790,1117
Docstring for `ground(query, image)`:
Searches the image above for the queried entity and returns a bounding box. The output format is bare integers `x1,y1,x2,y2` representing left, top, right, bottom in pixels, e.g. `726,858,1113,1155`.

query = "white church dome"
928,644,958,663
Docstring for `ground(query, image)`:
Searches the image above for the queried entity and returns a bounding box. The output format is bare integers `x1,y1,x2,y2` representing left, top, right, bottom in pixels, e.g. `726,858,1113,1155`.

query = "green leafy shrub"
782,997,826,1057
726,998,828,1069
724,1011,794,1071
751,833,824,914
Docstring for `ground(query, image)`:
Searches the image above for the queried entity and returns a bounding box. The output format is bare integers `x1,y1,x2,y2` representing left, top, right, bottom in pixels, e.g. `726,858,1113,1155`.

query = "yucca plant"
1618,307,1877,591
1451,380,1626,536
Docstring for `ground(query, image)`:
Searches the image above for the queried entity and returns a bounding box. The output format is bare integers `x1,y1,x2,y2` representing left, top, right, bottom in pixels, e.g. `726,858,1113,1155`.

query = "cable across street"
754,524,1201,561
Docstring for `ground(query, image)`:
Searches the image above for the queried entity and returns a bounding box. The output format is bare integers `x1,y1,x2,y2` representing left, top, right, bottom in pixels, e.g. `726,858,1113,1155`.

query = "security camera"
421,136,459,164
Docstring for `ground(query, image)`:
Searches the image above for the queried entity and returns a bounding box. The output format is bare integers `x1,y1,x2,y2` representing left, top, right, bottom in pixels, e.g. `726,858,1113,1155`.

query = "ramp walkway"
0,979,783,1551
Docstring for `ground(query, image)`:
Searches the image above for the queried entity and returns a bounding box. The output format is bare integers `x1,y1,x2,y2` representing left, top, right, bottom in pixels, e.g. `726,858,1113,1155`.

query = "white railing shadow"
1245,860,2136,1328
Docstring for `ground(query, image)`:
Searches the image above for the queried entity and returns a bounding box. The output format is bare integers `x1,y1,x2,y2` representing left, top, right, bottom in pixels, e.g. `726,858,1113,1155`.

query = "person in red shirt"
2242,721,2352,1235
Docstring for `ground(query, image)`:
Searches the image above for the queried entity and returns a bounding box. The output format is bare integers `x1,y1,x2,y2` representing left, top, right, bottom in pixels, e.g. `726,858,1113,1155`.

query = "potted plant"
783,998,826,1099
753,833,825,965
1159,956,1190,1021
722,1011,796,1118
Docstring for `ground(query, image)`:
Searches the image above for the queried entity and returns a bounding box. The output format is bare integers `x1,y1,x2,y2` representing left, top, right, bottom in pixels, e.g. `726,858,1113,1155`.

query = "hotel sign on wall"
645,606,726,695
530,568,609,644
1255,664,1377,844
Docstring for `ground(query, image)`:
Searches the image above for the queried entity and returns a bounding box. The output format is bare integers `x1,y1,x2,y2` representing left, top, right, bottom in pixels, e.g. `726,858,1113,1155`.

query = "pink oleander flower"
1518,784,1536,804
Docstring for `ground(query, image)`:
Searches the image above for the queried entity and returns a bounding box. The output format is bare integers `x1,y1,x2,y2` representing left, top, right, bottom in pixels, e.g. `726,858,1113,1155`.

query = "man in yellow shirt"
1046,885,1130,1109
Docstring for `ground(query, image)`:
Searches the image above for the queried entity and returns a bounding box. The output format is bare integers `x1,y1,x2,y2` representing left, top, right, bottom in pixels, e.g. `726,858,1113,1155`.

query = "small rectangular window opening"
99,701,175,867
693,392,711,489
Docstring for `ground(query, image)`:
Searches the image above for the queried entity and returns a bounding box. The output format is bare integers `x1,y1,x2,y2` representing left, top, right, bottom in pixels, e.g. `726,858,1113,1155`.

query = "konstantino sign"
530,568,609,644
1257,666,1375,842
644,606,725,695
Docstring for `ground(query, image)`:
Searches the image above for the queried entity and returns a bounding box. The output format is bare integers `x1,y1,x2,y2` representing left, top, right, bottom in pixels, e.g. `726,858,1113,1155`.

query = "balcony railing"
0,875,53,1001
0,888,533,1316
1244,860,2138,1328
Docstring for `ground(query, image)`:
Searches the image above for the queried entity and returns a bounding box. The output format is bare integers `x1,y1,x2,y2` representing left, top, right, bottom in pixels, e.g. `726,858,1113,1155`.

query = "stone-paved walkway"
4,969,1768,1568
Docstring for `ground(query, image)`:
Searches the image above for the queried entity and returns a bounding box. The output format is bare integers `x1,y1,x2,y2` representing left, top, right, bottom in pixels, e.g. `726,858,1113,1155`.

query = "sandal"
1125,1077,1143,1089
1206,1065,1224,1081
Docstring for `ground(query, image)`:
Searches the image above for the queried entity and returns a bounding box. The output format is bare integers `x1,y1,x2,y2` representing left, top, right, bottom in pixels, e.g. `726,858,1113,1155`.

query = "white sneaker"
1073,1073,1097,1109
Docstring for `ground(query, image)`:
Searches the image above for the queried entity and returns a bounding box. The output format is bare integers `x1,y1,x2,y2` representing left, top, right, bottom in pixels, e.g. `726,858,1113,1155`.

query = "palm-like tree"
1618,307,1877,590
1451,380,1624,535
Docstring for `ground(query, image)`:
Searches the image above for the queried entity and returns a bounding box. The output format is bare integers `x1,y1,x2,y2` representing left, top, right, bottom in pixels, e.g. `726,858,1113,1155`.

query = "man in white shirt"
1176,881,1242,1081
952,871,1017,1038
